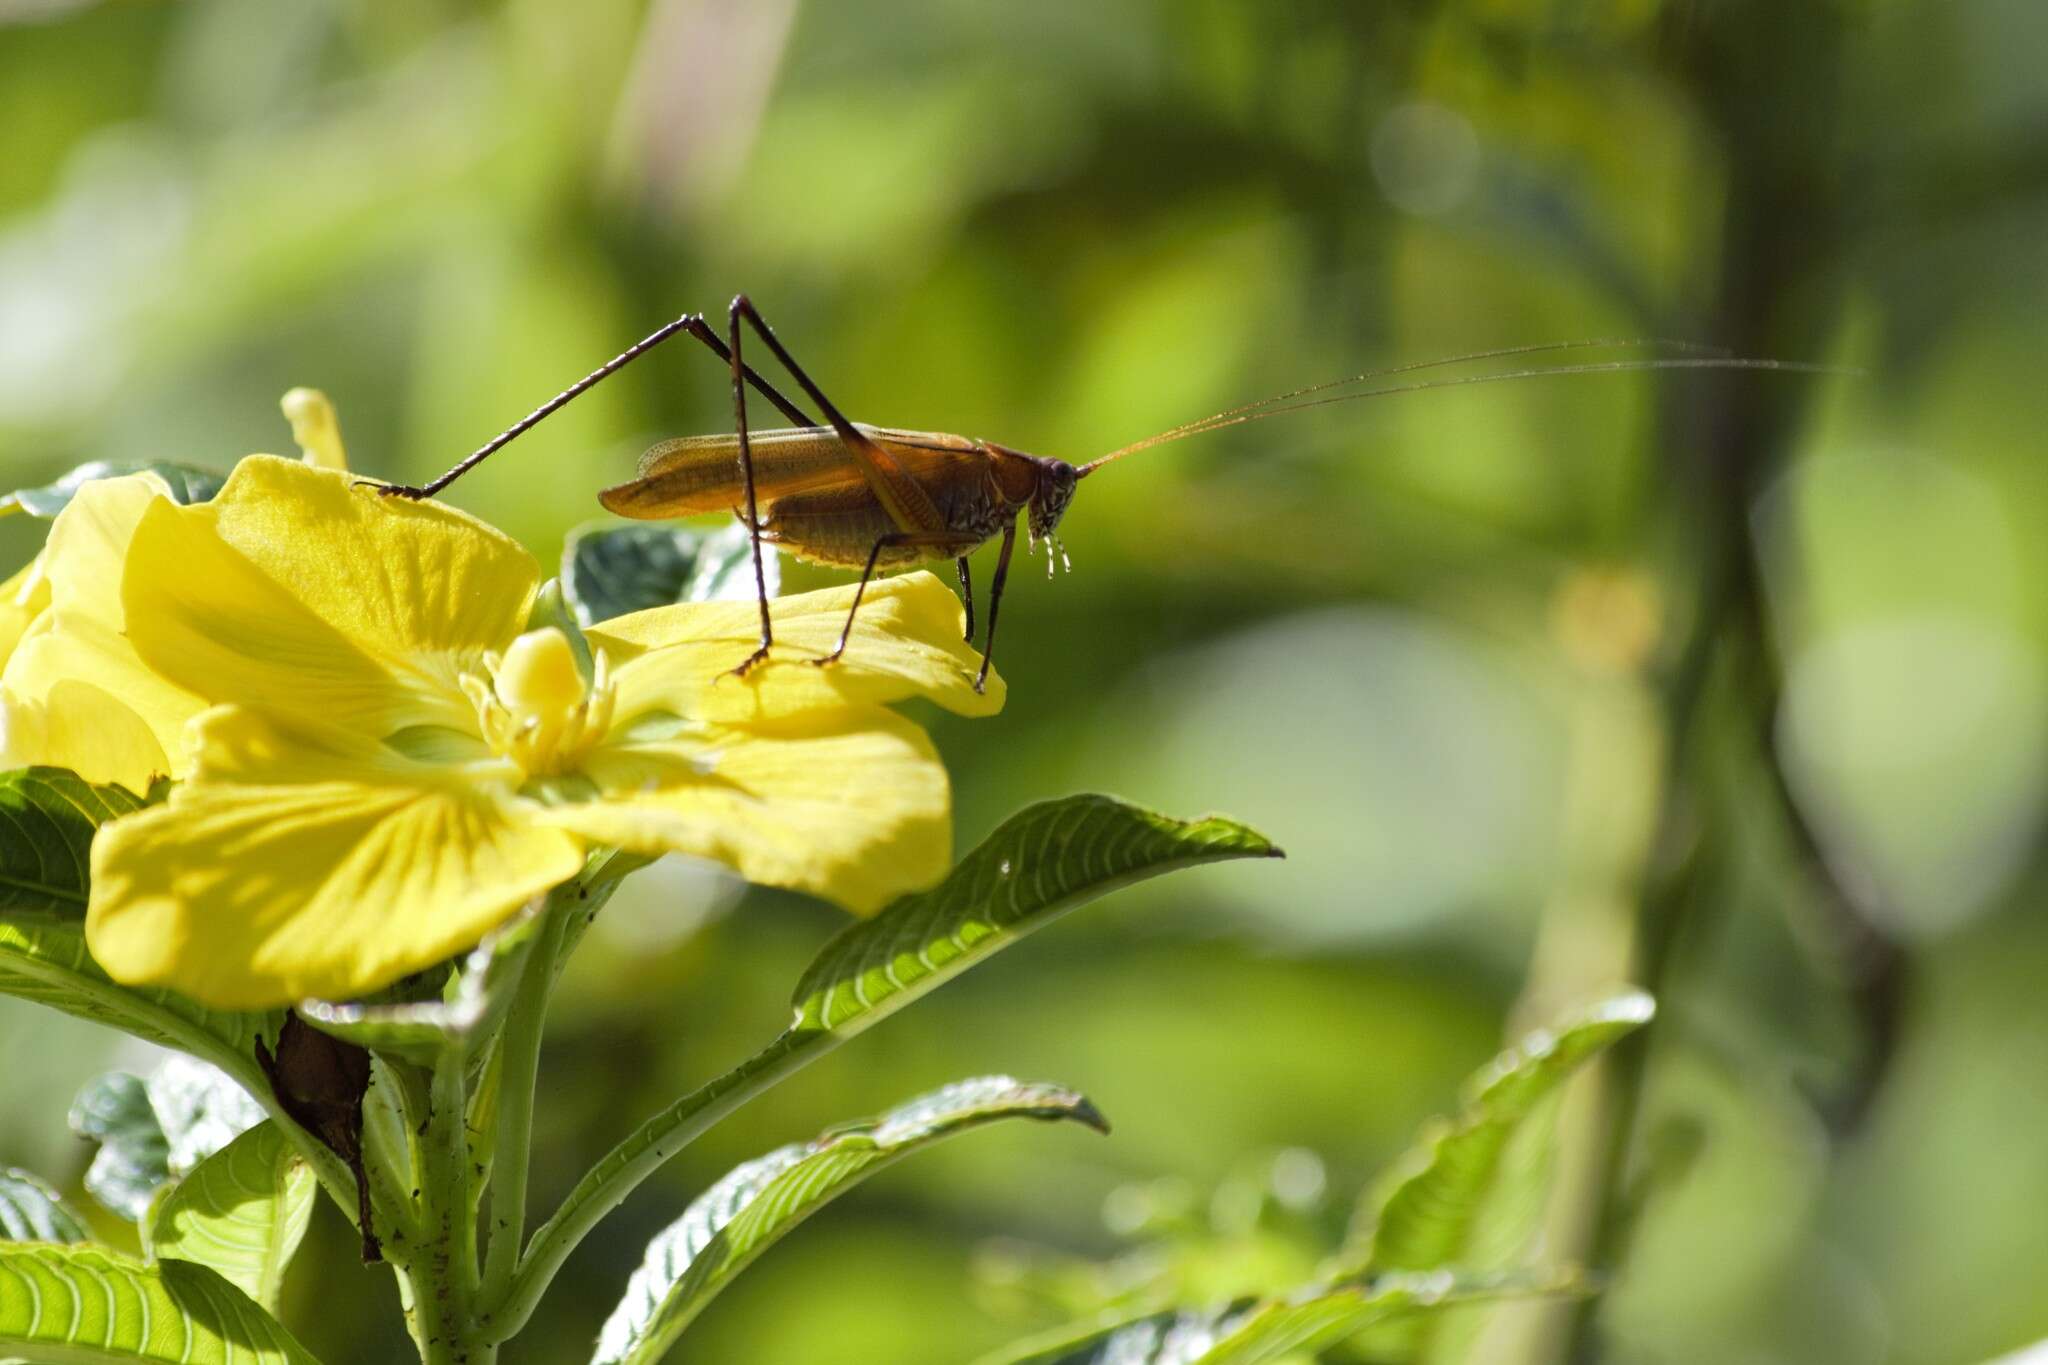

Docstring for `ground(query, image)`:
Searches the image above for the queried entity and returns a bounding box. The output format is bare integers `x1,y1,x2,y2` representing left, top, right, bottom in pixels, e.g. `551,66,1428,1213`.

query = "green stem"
481,1029,819,1343
407,1046,483,1363
478,897,570,1310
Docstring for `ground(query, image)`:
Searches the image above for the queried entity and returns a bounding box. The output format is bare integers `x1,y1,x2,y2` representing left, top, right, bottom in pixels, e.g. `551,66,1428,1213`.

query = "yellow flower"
0,390,354,792
86,455,999,1008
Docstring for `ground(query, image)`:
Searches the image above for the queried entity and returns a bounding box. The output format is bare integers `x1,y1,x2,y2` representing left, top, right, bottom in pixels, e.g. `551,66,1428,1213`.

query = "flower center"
462,627,614,778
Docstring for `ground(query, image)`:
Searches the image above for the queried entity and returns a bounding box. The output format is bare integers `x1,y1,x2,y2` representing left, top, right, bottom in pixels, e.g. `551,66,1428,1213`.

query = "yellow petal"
5,618,205,776
280,389,348,471
0,680,169,794
541,707,950,914
87,708,583,1009
122,456,539,734
0,556,49,668
0,475,205,772
42,473,172,628
590,571,1004,725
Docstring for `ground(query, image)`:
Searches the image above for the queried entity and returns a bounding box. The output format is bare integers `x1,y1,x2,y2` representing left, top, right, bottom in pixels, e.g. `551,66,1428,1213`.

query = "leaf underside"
147,1121,316,1313
0,460,223,518
563,520,778,626
70,1058,269,1223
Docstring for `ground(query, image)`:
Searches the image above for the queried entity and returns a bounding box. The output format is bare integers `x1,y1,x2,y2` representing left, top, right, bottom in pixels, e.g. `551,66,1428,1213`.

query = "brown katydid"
381,295,1827,692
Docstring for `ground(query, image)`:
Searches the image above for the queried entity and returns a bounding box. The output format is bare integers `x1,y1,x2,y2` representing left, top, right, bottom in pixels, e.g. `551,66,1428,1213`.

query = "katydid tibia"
379,295,1831,693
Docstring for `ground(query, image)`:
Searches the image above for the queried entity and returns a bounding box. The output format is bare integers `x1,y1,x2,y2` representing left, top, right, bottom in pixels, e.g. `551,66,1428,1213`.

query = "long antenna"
1097,337,1720,457
1075,355,1842,478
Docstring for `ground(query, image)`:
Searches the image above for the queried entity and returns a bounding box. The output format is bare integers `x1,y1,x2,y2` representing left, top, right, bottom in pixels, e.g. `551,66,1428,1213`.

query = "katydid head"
1028,457,1079,543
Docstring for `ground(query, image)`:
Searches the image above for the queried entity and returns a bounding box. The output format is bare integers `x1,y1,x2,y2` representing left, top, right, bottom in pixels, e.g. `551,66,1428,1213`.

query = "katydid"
382,296,1825,692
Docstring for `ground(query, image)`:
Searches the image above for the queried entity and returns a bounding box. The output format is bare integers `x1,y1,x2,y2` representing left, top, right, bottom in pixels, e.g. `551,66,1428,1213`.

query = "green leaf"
147,1122,316,1314
0,917,282,1083
70,1058,267,1222
0,460,224,518
508,797,1277,1336
0,1242,321,1363
0,1167,90,1242
1193,1270,1582,1365
70,1073,171,1222
593,1076,1108,1365
1346,991,1655,1279
0,766,146,924
793,795,1282,1032
1012,1272,1580,1365
562,520,779,626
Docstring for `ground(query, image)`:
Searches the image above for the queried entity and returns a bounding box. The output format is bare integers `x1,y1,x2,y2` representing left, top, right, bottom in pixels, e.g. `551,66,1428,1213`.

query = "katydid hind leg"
730,295,867,443
975,519,1018,695
727,301,775,678
956,555,975,643
378,310,812,500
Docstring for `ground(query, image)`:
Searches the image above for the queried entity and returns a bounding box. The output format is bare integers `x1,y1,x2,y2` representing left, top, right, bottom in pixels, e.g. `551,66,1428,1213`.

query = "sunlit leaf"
521,798,1276,1309
0,1167,89,1243
1347,991,1655,1276
147,1122,316,1313
0,460,223,518
594,1076,1107,1365
0,1242,320,1363
0,766,146,924
793,795,1281,1032
1192,1270,1582,1365
563,520,779,626
1006,1271,1581,1365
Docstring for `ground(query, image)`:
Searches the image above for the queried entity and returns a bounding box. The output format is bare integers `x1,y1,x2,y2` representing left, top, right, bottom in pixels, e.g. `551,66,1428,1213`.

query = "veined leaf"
512,797,1276,1330
0,1242,320,1363
1193,1270,1583,1365
0,767,146,923
593,1076,1107,1365
1012,1271,1581,1365
0,1167,89,1243
563,520,779,627
0,917,281,1083
147,1122,315,1313
0,460,223,518
71,1058,267,1222
1345,991,1655,1278
793,795,1281,1032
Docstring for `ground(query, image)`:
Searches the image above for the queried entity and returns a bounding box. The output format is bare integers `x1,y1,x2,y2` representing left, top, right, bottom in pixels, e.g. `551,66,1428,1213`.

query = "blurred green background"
2,1,2044,1361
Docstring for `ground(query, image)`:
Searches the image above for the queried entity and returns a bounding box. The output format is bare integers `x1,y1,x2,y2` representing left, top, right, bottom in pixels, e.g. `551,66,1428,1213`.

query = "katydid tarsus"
380,295,1828,692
